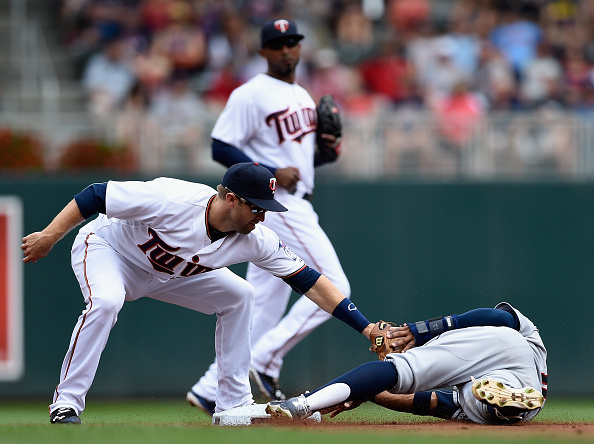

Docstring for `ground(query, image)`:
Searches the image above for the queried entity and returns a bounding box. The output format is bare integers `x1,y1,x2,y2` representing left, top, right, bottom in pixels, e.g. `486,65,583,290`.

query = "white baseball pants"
50,233,255,415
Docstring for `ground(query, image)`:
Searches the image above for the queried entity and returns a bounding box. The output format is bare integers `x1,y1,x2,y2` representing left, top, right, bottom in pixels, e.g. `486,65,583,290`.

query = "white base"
212,404,322,426
212,404,270,426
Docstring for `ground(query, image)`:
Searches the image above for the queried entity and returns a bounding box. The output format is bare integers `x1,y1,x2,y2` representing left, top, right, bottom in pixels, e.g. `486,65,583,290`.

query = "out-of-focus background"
1,0,593,401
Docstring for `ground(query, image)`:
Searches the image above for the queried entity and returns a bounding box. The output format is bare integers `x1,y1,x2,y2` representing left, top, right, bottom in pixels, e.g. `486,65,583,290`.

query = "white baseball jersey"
81,178,305,280
211,73,317,197
50,177,307,416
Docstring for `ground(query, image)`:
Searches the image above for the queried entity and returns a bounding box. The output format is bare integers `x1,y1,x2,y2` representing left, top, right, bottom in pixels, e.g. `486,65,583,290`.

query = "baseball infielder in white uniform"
188,18,349,413
268,302,548,425
21,162,374,424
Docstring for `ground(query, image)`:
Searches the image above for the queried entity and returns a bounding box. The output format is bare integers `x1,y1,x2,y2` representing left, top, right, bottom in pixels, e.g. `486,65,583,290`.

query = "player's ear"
226,192,239,207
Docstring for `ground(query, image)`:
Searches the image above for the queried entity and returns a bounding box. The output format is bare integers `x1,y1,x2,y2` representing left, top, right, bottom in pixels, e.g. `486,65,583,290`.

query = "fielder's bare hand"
319,133,339,149
387,324,416,353
21,199,85,264
21,232,58,263
274,167,300,193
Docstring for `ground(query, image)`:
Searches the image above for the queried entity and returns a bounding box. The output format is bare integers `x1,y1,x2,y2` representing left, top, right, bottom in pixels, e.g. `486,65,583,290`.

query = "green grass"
1,398,593,444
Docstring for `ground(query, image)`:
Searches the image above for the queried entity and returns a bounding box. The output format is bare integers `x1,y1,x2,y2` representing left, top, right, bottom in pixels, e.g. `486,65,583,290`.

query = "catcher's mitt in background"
316,94,343,163
369,321,401,360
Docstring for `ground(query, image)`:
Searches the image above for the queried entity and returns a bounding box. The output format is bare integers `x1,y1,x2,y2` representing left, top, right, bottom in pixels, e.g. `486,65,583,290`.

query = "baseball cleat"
186,390,216,416
266,394,312,420
249,367,286,401
471,377,544,410
50,407,81,424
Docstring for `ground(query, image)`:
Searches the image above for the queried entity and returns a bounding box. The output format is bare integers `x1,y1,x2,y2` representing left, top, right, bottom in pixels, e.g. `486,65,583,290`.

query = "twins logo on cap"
274,20,290,32
270,178,277,192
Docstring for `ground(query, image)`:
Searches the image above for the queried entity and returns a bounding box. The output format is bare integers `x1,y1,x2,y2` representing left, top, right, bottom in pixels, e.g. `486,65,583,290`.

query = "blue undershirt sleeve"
457,308,517,330
211,139,277,174
282,265,321,294
74,182,107,219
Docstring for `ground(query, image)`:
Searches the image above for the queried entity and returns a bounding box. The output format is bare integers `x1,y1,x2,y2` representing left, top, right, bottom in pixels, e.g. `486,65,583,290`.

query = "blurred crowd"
58,0,594,173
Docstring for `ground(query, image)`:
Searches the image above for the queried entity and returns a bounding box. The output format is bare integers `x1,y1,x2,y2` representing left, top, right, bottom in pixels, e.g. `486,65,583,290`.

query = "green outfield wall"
1,175,592,400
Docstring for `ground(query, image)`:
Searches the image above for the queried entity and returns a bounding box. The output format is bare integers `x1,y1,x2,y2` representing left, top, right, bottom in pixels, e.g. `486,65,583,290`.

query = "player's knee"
226,279,255,309
91,292,125,319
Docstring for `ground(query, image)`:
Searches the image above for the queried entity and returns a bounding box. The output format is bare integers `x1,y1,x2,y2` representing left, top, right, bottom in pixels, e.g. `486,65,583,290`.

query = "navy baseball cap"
260,19,304,48
222,162,287,212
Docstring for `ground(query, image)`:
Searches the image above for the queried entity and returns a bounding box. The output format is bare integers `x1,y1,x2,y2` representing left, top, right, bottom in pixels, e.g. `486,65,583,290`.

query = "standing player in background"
267,302,547,425
187,19,348,414
21,162,373,424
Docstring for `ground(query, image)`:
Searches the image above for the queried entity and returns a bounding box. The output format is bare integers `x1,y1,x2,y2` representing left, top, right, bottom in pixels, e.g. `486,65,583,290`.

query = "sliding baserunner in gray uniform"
268,302,547,425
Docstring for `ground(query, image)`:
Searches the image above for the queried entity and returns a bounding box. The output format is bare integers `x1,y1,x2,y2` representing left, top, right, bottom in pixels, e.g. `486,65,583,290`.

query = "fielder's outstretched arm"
21,182,106,263
283,268,372,339
21,199,85,263
306,275,373,339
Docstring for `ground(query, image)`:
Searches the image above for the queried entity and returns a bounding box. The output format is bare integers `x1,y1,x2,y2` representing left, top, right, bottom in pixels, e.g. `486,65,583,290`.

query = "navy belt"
302,193,313,202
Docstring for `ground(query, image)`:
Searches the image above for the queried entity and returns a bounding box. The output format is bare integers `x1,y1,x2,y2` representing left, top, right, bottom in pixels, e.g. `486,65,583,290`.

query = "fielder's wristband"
332,298,370,333
408,314,460,346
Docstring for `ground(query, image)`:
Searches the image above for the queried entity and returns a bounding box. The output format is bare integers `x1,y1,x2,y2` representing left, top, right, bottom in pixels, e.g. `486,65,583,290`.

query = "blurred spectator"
575,69,594,112
202,62,242,111
336,68,388,177
387,0,431,38
83,33,136,120
63,0,142,77
489,5,543,80
404,18,438,102
132,41,174,93
443,7,482,81
519,40,563,108
473,40,516,110
151,0,207,74
541,0,581,53
308,48,352,105
450,0,498,39
417,36,468,102
206,11,253,73
562,47,593,108
116,81,158,171
149,70,209,170
333,2,376,65
340,67,386,117
198,9,254,107
86,0,141,42
61,0,93,44
139,0,175,33
358,36,417,106
431,80,485,173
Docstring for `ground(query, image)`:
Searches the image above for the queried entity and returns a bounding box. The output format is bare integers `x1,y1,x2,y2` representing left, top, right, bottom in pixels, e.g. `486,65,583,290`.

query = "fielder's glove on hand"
315,94,343,163
369,321,402,360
